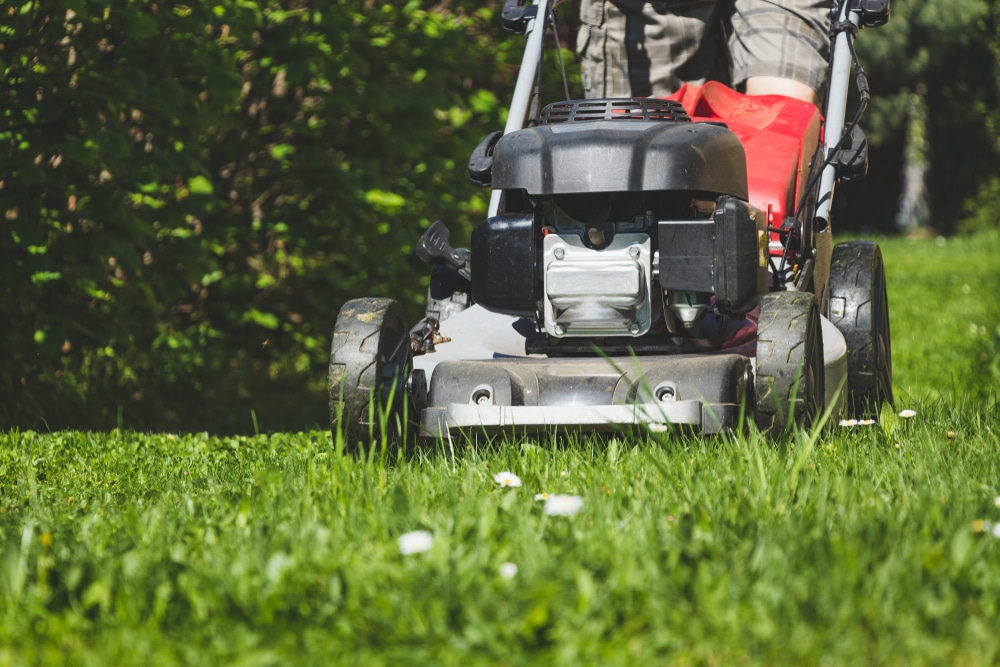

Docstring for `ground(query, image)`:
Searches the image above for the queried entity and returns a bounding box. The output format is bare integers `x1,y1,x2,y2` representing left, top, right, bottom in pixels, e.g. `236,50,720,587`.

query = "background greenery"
2,0,998,432
1,231,998,666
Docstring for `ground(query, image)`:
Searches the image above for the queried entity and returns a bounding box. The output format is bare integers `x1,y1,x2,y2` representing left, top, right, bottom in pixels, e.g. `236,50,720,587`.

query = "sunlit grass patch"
881,230,1000,404
2,233,999,665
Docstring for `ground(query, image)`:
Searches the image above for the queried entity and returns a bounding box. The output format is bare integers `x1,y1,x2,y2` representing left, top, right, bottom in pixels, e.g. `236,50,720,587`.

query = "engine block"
542,233,652,338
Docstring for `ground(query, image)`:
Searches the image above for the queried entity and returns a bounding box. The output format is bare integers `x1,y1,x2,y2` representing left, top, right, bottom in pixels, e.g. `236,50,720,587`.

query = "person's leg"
744,75,820,104
578,0,631,98
578,0,729,99
730,0,831,104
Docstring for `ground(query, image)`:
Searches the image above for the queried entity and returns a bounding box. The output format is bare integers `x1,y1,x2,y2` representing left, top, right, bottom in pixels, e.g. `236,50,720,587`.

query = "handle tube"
815,2,860,225
489,0,550,217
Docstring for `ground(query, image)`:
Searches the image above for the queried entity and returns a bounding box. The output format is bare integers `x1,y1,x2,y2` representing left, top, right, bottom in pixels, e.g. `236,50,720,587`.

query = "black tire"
755,291,825,435
828,241,893,417
329,298,413,453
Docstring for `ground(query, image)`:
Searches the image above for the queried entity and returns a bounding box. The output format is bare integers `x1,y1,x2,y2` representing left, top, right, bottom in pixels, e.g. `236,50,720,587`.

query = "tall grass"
886,229,1000,404
1,231,998,666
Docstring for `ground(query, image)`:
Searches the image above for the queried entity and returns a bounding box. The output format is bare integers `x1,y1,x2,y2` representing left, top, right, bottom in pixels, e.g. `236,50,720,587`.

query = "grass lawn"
1,231,998,666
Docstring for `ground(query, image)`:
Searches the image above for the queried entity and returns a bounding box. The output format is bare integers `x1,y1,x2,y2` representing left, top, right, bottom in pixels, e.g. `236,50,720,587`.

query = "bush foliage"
1,0,997,432
1,1,522,431
837,0,1000,234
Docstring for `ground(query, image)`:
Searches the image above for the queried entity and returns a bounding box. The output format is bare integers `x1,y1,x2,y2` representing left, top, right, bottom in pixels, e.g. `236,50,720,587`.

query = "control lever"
416,220,471,282
409,316,450,356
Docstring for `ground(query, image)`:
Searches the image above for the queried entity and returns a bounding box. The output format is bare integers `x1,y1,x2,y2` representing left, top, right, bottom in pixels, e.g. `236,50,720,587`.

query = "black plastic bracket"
852,0,890,28
502,0,538,34
833,124,869,181
468,130,503,188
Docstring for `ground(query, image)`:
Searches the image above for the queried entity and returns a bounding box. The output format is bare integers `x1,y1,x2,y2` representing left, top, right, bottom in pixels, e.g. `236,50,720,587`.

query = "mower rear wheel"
828,241,893,417
755,291,825,435
329,297,413,453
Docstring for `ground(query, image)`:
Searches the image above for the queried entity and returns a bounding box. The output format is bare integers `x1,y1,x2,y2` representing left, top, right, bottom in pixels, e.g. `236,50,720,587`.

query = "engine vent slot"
540,98,691,125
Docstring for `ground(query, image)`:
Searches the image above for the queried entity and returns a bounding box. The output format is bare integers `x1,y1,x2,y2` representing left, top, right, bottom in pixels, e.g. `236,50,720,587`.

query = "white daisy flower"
995,495,1000,508
898,409,917,419
499,562,518,579
543,494,584,517
493,471,522,488
840,418,876,427
398,530,433,555
533,493,549,501
993,523,1000,540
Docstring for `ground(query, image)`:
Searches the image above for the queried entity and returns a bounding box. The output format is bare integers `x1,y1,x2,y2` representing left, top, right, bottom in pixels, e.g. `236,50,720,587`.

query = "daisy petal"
543,494,584,517
398,530,433,555
493,471,522,488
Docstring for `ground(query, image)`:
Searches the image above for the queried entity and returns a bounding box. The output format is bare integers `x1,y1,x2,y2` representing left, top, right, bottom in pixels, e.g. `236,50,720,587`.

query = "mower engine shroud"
491,99,747,197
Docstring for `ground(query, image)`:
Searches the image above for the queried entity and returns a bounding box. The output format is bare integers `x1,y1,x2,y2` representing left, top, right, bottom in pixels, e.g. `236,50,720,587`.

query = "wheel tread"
755,291,824,435
829,242,893,417
328,297,412,453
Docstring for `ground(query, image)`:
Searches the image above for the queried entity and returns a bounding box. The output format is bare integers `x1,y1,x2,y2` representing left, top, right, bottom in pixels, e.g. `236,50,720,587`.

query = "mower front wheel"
828,241,893,417
755,291,825,435
329,297,414,453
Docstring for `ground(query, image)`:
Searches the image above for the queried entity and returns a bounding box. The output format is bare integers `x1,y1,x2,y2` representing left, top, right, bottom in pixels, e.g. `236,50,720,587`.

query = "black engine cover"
491,120,748,198
658,196,768,316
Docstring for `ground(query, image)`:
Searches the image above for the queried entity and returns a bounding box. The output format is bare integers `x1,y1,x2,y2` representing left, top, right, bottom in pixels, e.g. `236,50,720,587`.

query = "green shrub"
1,1,518,432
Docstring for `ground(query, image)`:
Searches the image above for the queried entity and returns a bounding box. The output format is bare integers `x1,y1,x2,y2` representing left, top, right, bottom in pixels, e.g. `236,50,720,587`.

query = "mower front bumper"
418,354,752,437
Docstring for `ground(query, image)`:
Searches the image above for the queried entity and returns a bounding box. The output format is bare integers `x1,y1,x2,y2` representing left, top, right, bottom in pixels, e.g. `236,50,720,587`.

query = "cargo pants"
578,0,831,99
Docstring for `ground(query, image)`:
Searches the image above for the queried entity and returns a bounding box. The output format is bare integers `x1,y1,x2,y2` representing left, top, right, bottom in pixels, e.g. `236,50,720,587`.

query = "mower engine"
470,98,768,348
542,229,652,338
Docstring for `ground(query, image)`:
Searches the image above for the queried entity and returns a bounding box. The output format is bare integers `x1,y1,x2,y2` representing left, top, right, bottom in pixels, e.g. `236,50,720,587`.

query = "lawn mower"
329,0,893,448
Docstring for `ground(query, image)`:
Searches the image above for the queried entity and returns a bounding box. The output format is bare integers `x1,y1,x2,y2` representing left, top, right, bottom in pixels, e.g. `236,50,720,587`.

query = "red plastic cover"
667,82,822,232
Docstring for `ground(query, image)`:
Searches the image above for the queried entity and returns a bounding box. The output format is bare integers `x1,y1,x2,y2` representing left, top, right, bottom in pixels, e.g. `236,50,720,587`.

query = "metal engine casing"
542,232,652,337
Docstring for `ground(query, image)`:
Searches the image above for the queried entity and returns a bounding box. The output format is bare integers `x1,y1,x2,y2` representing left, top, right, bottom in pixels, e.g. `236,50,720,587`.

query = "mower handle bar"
488,0,551,217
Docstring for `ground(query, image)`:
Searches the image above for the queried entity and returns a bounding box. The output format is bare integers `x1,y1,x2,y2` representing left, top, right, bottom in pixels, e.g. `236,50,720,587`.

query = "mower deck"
413,304,846,437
